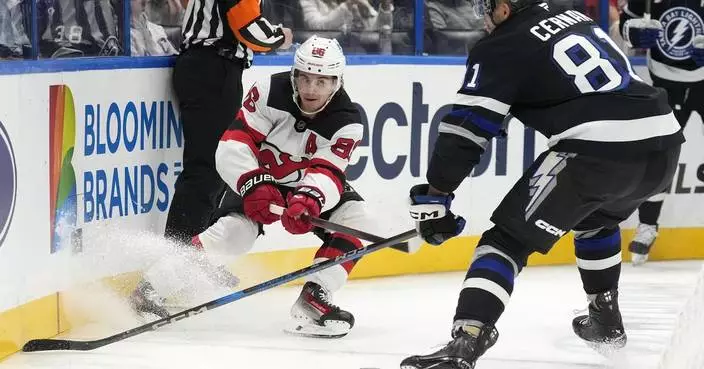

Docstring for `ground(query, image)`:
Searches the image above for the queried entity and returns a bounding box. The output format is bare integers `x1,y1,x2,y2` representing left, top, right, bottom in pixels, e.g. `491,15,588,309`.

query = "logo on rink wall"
0,120,17,248
48,82,183,230
49,85,80,253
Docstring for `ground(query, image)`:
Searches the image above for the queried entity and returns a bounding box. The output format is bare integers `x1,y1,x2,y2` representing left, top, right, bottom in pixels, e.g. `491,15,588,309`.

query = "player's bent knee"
327,200,371,232
574,226,619,241
475,226,531,274
198,213,259,262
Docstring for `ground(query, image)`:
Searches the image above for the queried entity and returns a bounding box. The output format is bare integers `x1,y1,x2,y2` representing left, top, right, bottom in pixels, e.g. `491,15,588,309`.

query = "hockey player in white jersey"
129,35,369,338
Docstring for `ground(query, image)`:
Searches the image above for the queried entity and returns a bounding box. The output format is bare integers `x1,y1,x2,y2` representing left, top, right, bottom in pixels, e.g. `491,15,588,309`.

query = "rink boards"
0,61,702,360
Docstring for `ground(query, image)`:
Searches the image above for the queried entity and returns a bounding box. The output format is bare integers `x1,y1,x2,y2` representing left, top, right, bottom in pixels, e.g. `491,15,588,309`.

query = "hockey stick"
644,0,652,19
269,204,419,254
22,229,417,352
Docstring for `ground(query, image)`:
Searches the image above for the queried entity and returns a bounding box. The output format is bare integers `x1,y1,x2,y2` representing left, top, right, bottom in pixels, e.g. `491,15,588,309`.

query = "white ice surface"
2,260,702,369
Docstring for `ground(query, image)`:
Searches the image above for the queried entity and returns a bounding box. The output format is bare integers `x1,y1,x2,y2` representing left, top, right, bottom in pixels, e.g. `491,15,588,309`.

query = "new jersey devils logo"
657,7,704,61
259,144,310,185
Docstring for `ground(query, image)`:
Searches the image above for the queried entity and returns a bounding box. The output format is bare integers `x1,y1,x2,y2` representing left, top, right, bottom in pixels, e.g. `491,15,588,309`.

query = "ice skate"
284,282,354,338
190,236,240,289
128,280,170,319
629,223,658,265
203,264,240,289
573,288,627,353
401,321,499,369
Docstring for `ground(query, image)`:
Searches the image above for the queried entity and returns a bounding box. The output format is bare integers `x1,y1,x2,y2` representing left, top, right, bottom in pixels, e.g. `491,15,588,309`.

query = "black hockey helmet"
471,0,542,17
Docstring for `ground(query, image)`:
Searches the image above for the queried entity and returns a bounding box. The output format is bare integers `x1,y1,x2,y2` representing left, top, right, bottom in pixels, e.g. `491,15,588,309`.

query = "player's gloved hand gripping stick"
622,0,662,49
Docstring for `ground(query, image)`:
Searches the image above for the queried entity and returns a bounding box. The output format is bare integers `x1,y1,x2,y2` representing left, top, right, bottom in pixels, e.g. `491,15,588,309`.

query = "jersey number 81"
552,27,642,93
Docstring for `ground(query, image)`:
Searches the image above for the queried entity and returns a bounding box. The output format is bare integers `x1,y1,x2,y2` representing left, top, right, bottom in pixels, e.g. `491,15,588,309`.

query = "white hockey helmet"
291,35,347,115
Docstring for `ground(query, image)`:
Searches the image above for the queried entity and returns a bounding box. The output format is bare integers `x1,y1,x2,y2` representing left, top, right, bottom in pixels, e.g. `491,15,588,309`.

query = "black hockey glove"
408,184,466,246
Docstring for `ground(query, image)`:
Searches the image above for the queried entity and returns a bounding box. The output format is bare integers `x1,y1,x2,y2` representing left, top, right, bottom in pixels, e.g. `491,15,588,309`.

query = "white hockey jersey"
216,72,364,212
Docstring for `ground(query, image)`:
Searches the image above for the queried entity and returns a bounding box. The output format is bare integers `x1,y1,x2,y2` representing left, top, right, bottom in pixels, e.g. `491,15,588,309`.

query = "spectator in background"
37,0,122,57
425,0,485,54
300,0,394,32
300,0,394,52
0,0,30,59
384,0,415,54
146,0,185,26
131,0,179,56
147,0,186,47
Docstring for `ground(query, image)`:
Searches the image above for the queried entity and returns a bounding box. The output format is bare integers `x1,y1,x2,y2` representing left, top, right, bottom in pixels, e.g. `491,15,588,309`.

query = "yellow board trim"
1,227,703,361
0,293,61,361
234,227,704,282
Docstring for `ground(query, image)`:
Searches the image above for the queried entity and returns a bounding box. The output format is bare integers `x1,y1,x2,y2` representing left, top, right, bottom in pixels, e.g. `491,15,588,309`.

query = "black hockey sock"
574,228,622,295
638,200,664,226
454,246,519,324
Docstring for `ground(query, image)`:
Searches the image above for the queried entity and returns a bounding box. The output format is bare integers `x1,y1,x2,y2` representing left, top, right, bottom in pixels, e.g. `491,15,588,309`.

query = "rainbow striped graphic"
49,85,78,253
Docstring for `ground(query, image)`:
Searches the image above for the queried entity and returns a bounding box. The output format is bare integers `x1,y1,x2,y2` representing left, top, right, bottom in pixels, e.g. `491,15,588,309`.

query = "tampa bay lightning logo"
657,7,704,61
0,120,17,248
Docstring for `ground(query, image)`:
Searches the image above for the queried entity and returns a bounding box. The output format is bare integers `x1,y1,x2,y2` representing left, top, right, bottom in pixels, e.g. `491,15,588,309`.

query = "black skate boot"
128,280,170,319
572,288,626,352
401,321,499,369
284,282,355,338
629,223,658,266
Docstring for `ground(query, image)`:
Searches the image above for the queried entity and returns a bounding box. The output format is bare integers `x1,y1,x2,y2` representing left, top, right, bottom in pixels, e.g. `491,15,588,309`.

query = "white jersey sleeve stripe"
438,122,490,149
454,94,511,115
548,112,681,146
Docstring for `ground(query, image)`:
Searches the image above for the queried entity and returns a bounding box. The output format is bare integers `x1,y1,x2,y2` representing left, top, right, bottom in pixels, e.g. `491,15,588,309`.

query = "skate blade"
283,319,351,339
585,335,627,356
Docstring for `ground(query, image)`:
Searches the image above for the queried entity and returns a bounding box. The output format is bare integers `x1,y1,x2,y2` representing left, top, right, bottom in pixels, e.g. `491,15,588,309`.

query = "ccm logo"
535,219,566,237
152,306,208,329
410,210,440,221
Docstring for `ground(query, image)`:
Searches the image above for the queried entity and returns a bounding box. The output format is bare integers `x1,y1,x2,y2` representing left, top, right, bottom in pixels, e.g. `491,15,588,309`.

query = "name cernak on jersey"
530,10,593,41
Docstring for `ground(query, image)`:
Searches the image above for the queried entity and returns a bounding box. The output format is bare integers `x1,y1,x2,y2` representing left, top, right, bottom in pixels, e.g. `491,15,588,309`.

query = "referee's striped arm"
220,0,285,51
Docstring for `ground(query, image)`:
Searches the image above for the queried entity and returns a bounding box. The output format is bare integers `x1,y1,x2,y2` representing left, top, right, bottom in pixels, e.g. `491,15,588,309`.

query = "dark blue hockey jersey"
427,4,685,193
621,0,704,82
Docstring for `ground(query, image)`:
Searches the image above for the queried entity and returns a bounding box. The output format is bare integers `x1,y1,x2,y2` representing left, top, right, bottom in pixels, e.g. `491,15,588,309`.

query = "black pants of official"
636,75,703,225
165,47,245,244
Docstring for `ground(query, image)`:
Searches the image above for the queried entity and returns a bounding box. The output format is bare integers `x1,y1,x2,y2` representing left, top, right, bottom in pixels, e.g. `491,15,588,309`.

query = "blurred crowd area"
0,0,635,60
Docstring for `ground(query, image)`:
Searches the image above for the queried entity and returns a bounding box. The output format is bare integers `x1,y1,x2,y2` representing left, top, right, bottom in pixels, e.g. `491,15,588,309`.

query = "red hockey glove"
281,188,323,235
237,169,285,225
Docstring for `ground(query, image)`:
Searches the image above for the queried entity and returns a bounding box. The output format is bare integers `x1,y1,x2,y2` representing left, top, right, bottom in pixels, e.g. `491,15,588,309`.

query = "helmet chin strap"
291,75,343,116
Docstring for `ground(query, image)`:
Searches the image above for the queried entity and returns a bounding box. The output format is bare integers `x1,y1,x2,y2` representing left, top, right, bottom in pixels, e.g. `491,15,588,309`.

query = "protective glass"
471,0,491,17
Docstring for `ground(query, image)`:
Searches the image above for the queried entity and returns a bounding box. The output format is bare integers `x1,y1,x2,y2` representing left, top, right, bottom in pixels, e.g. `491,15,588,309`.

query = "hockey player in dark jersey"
620,0,704,265
400,1,684,368
130,36,370,338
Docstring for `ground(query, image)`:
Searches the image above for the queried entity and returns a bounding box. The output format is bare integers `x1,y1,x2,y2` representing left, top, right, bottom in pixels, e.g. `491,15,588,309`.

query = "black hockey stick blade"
22,338,103,352
268,204,414,253
22,229,417,352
